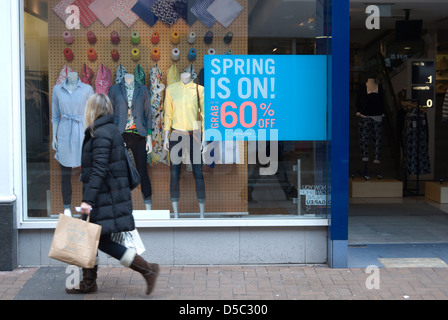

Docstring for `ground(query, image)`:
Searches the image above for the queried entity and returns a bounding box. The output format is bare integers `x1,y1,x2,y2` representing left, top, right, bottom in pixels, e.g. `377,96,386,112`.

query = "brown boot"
129,254,159,295
66,265,98,294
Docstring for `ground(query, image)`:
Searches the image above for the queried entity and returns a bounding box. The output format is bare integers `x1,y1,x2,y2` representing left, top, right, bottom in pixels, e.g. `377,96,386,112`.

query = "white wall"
0,0,22,205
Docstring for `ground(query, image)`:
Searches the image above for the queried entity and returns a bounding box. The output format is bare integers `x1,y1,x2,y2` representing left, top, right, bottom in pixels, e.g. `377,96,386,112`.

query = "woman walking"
66,93,159,295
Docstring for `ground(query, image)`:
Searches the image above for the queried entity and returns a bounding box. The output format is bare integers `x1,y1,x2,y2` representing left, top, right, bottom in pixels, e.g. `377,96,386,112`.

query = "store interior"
348,0,448,267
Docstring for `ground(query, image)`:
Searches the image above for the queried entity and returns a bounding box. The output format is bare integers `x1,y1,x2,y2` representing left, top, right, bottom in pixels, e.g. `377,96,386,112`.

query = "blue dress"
51,79,94,167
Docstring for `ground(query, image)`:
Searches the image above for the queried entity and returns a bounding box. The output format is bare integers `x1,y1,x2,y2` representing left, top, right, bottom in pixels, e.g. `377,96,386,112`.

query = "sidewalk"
1,264,448,300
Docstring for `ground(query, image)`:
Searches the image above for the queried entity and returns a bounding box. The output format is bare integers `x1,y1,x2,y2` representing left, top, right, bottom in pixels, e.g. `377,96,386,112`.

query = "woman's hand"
80,202,92,215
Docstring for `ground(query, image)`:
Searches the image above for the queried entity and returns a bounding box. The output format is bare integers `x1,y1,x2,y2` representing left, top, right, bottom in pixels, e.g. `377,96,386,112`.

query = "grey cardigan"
108,83,152,137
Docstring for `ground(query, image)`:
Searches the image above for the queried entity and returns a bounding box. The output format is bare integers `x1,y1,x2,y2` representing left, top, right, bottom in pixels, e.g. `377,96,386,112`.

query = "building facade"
0,0,349,271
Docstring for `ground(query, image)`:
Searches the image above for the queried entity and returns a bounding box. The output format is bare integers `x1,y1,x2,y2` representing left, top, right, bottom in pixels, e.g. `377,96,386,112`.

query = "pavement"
2,263,448,302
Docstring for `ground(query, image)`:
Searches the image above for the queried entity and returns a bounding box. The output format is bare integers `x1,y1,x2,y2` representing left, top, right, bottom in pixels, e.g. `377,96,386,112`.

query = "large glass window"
23,0,331,221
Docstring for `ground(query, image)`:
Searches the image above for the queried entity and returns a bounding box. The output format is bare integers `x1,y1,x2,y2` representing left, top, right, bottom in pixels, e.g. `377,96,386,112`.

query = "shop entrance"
348,0,448,267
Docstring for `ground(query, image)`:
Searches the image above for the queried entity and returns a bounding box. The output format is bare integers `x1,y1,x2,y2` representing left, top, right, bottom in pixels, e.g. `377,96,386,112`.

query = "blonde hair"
84,94,114,136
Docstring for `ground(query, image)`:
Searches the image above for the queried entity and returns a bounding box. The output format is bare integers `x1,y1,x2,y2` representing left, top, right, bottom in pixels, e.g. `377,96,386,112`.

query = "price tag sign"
204,55,328,141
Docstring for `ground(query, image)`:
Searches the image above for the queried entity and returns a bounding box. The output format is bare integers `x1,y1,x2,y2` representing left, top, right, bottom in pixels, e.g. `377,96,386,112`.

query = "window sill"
18,210,329,229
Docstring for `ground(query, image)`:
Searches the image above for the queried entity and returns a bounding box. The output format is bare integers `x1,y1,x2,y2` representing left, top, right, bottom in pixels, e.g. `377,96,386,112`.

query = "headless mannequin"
124,74,153,210
163,72,206,219
53,72,79,217
356,78,384,180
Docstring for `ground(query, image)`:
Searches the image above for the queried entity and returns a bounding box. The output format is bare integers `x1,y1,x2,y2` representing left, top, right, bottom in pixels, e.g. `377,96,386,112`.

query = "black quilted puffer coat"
81,114,135,235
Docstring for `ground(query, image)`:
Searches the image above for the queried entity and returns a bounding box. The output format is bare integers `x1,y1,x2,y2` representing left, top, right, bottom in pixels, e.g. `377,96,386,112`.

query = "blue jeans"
169,131,205,203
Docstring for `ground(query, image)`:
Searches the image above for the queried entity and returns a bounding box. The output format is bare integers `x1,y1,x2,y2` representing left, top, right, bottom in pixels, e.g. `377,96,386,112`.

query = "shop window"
23,0,331,221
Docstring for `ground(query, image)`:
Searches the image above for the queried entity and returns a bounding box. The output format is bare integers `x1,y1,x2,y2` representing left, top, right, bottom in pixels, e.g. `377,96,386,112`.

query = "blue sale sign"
204,55,328,141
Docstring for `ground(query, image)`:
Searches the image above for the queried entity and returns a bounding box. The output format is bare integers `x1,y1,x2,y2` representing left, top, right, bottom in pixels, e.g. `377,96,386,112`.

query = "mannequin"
163,72,206,218
355,77,385,180
52,72,94,216
108,74,153,210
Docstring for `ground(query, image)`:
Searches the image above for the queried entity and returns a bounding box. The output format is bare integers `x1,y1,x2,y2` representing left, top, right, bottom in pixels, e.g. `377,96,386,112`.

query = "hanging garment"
183,63,197,81
80,64,94,86
52,79,94,167
167,64,180,86
403,108,431,175
115,64,128,84
442,89,448,121
95,64,113,95
358,117,382,162
56,65,74,85
148,64,167,165
134,64,146,85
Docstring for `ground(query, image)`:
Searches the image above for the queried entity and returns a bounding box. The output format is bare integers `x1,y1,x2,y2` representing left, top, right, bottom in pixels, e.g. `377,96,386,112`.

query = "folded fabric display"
53,0,76,24
148,64,167,165
95,64,113,95
64,48,74,61
72,0,98,28
151,0,179,26
80,64,94,85
111,49,120,61
131,0,159,27
190,0,216,28
87,31,97,44
89,0,118,27
167,64,180,86
111,0,139,28
206,0,243,28
56,65,74,85
115,64,128,84
88,48,97,61
173,0,188,21
134,64,146,85
186,0,198,26
111,31,121,44
63,31,74,44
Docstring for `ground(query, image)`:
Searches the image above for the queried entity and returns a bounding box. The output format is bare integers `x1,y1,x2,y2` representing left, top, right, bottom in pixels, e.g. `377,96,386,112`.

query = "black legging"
122,132,152,202
60,164,72,207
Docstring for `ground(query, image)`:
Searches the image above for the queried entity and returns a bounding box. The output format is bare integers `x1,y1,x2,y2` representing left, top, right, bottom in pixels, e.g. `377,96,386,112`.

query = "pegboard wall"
48,0,249,215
